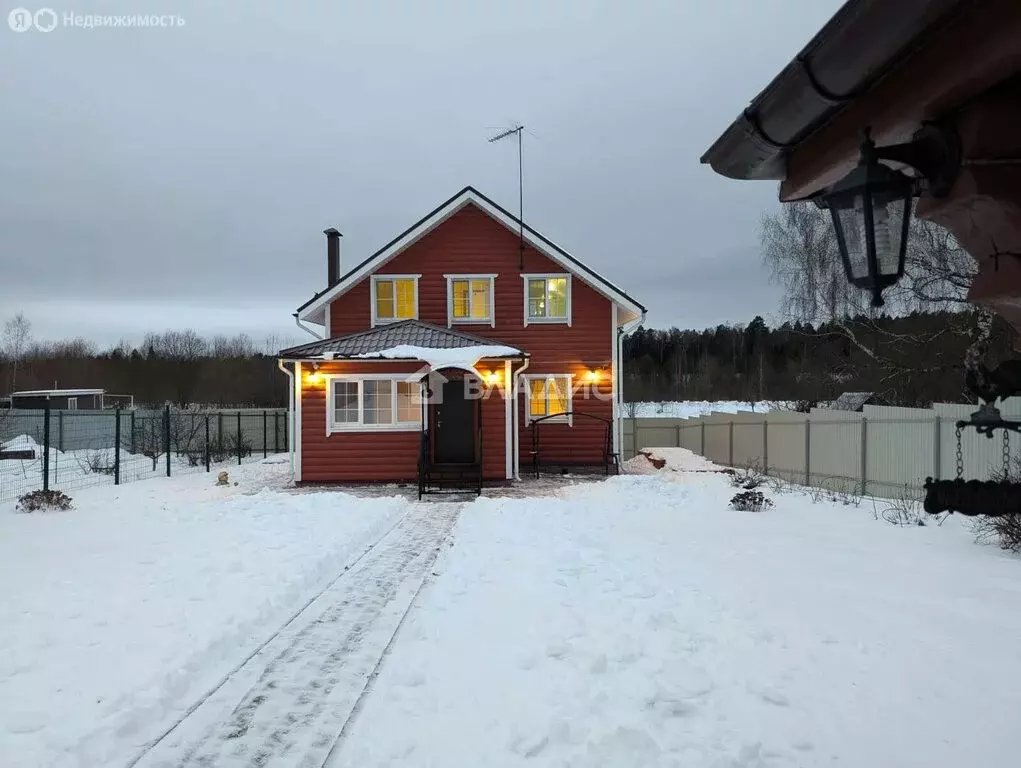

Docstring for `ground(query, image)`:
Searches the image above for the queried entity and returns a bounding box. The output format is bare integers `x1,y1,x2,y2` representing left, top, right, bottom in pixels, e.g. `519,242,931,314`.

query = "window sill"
528,415,573,426
525,317,570,325
450,318,494,326
327,423,422,435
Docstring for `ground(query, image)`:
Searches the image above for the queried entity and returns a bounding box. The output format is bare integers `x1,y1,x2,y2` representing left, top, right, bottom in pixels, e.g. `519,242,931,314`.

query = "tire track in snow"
132,502,460,768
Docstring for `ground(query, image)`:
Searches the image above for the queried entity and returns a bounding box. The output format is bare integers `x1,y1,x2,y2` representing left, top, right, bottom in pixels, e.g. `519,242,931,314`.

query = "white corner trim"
521,373,574,426
521,273,571,327
511,357,530,479
610,304,619,455
504,359,513,479
324,373,423,435
444,274,498,328
294,361,302,481
370,274,421,327
297,189,644,324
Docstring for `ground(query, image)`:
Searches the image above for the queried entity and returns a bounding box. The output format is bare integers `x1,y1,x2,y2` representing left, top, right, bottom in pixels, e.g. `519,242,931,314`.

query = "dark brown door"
433,380,476,464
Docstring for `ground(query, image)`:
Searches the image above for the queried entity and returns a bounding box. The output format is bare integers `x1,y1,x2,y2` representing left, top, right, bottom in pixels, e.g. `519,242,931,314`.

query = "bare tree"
760,201,997,403
143,329,208,360
1,313,32,392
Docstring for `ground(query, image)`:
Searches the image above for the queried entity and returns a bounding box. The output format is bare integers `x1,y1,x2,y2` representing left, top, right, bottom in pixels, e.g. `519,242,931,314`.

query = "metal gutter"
699,0,970,181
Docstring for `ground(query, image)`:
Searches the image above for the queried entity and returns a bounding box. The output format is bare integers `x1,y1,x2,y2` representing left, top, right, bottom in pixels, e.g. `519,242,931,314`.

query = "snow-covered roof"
278,320,525,363
11,388,104,396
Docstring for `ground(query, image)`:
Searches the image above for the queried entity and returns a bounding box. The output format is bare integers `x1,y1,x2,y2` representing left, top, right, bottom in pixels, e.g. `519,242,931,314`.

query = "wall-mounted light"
585,369,600,383
819,123,959,308
485,370,501,386
306,362,322,385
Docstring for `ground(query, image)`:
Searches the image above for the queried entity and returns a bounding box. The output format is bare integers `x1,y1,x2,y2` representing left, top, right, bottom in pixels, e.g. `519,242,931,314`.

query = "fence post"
728,420,734,466
762,420,769,475
275,412,280,452
700,421,706,455
237,411,243,465
263,410,268,459
43,398,51,492
860,416,868,496
205,415,211,472
675,423,681,450
164,404,171,477
114,408,121,485
805,418,811,486
932,416,941,480
130,410,136,455
58,410,64,452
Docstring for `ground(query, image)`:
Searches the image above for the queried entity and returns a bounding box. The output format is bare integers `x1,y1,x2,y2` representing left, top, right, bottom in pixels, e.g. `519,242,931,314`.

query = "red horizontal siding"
317,203,617,482
299,360,508,483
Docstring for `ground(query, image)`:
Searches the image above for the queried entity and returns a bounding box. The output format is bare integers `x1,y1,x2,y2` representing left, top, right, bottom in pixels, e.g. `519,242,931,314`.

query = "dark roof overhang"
699,0,975,191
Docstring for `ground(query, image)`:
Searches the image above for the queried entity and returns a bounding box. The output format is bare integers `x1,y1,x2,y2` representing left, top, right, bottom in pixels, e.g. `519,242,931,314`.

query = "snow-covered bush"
729,464,764,490
880,488,925,526
16,489,73,513
76,449,116,476
973,457,1021,552
730,491,772,512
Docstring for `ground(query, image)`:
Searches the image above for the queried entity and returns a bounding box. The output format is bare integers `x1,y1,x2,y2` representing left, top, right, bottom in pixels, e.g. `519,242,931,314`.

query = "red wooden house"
278,187,645,493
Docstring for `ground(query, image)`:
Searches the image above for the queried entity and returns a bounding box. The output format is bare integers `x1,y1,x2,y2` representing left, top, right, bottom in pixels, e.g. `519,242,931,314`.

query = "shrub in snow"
879,488,925,526
730,491,772,512
16,489,73,513
973,458,1021,552
729,465,764,490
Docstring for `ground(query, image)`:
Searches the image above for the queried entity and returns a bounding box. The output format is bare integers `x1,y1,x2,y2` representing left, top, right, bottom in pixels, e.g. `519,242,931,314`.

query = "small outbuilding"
6,389,134,410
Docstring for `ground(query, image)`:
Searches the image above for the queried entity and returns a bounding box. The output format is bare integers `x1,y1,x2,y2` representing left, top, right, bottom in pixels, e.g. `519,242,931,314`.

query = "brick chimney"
324,228,342,286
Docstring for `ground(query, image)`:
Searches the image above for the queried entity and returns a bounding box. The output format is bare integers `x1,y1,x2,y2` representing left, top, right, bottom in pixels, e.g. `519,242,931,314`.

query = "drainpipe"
277,359,295,477
511,355,531,480
617,310,646,456
293,312,322,340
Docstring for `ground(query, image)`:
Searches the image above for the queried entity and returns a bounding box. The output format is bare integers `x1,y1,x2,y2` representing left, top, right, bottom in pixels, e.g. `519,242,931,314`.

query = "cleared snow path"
133,502,460,768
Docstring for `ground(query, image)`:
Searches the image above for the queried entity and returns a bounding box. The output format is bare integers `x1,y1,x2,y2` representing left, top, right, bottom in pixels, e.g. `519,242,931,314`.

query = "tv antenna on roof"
488,123,525,270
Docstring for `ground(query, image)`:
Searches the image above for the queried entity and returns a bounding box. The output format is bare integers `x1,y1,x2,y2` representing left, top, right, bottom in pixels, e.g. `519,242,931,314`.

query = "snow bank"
0,434,42,453
335,473,1021,768
0,461,409,767
623,447,721,473
353,343,522,372
628,400,787,418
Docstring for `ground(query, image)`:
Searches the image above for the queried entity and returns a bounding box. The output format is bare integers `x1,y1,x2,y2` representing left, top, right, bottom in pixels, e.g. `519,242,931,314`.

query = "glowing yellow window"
374,277,417,322
450,277,493,323
528,375,571,421
525,275,569,322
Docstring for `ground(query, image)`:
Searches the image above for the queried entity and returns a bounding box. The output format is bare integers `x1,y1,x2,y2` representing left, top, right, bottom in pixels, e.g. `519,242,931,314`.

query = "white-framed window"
445,274,496,327
523,374,573,425
370,274,420,326
522,274,571,326
327,375,423,433
66,397,78,410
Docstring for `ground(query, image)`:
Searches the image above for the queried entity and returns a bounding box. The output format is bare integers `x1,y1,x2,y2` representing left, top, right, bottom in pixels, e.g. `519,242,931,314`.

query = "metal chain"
955,424,964,480
1003,429,1011,477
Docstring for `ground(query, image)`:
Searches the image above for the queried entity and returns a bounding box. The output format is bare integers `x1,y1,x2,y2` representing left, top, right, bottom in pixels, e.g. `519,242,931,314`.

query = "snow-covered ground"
628,400,784,418
336,455,1021,768
3,450,1020,767
0,458,410,767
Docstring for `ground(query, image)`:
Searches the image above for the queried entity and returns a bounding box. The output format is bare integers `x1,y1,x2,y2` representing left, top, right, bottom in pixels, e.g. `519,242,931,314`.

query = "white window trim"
370,274,421,327
522,273,572,327
522,373,574,426
325,374,424,434
66,397,78,410
444,274,497,327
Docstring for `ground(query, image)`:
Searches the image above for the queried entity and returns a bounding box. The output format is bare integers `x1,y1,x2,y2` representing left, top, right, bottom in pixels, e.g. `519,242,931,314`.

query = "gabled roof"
296,186,646,324
278,319,525,360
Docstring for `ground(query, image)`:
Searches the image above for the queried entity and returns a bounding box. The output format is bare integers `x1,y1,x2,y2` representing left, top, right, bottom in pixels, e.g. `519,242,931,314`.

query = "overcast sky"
1,0,845,349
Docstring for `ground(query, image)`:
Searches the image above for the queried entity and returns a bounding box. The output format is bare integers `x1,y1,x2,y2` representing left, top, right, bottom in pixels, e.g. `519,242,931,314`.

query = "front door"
433,379,476,464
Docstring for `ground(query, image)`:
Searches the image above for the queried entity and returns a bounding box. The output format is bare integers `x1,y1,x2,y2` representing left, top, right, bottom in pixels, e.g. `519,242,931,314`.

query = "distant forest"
1,310,1017,410
623,311,1018,408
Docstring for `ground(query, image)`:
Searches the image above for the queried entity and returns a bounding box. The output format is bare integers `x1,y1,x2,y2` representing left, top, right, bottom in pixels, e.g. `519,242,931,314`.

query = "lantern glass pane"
837,195,869,280
873,198,902,277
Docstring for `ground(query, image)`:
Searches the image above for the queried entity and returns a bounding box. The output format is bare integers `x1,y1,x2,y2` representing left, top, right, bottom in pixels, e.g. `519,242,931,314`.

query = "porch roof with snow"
278,320,525,362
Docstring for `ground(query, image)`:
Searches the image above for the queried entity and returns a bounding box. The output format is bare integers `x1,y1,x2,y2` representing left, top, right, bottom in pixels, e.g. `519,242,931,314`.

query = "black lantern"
826,130,915,308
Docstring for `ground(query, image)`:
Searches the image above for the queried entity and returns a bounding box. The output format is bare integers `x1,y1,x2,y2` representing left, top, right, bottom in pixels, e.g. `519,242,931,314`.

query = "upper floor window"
371,275,419,325
445,274,496,327
523,274,571,326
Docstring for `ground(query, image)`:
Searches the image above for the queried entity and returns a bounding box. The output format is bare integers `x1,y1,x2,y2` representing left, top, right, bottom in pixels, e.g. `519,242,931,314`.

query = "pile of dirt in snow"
623,448,723,474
